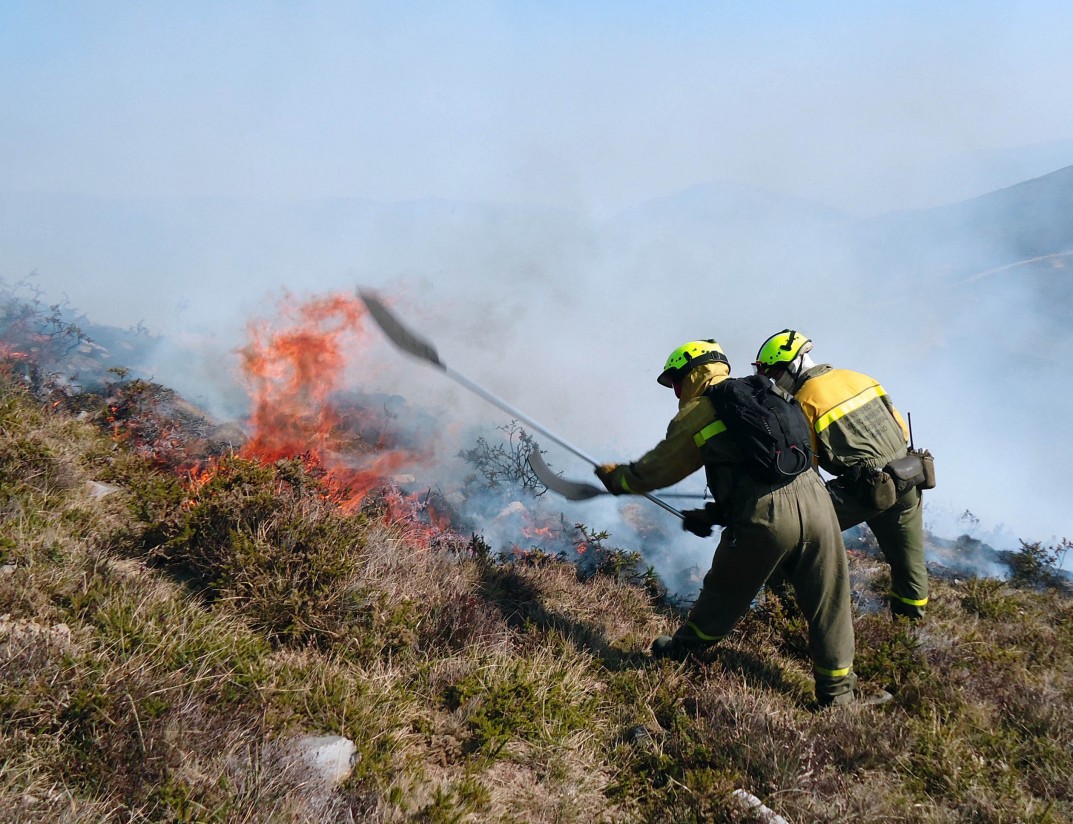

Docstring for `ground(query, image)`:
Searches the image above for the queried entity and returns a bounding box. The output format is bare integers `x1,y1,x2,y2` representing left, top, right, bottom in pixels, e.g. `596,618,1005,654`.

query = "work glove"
594,463,626,495
680,502,725,538
681,509,713,538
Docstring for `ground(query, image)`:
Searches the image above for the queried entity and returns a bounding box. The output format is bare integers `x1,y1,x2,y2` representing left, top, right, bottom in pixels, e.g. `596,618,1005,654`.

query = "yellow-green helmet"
657,340,728,387
754,329,812,371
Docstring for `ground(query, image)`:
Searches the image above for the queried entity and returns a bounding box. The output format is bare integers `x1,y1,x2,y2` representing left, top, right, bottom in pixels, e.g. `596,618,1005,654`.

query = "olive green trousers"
680,470,857,706
830,482,928,619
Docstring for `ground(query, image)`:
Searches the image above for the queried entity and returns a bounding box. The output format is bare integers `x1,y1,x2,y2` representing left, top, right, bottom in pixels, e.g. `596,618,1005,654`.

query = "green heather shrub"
119,455,373,648
853,612,924,687
1,555,275,819
1009,538,1073,592
444,654,602,760
961,576,1022,619
0,399,91,506
413,773,492,822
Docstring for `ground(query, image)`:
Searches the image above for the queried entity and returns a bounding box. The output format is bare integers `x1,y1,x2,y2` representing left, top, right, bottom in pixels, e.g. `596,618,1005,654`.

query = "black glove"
680,502,725,538
681,510,713,538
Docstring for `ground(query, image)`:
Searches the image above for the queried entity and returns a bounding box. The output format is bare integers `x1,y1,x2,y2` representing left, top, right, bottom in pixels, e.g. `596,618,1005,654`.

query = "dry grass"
2,370,1073,822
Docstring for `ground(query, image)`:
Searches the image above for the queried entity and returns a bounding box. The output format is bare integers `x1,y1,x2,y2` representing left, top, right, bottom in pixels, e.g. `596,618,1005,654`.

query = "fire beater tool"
526,447,707,502
359,290,684,519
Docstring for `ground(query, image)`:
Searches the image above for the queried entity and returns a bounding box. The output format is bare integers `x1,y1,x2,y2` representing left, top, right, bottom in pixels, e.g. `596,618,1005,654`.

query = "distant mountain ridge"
2,160,1071,330
857,163,1073,283
3,162,1073,542
842,138,1073,214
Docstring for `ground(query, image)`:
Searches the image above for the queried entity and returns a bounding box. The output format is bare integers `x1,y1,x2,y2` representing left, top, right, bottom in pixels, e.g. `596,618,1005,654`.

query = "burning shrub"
95,372,216,466
570,524,667,605
0,276,91,393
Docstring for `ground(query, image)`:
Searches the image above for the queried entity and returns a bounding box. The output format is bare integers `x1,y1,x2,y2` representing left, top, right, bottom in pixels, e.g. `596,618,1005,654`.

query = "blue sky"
3,2,1073,213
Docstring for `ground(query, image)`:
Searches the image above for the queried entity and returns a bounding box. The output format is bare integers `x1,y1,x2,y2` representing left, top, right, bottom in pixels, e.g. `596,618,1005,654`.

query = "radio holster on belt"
863,467,898,510
915,448,936,490
885,448,937,495
839,463,897,511
902,414,936,490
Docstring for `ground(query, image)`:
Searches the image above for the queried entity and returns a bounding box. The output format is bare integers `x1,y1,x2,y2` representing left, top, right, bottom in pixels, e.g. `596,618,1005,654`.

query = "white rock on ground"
290,735,357,786
732,789,790,824
0,615,74,657
85,480,122,499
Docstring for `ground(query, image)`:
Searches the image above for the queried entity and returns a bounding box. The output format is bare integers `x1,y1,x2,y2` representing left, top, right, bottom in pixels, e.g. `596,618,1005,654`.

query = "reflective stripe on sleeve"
814,664,853,678
620,476,632,494
814,384,887,433
693,420,728,447
891,591,928,607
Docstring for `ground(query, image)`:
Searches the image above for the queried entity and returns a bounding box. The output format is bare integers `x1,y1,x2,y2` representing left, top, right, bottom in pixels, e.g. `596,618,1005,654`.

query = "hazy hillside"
2,285,1072,820
1,318,1072,821
2,162,1073,545
832,139,1073,215
856,164,1073,288
2,163,1070,329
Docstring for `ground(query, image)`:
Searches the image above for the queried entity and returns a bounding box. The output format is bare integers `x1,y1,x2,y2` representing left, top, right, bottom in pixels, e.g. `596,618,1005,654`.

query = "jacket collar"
794,362,832,393
679,362,731,408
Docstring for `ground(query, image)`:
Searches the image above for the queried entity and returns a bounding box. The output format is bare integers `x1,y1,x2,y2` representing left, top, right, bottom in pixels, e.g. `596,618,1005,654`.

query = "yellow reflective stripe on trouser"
891,591,928,607
693,420,727,447
814,664,853,677
685,621,723,642
814,385,887,433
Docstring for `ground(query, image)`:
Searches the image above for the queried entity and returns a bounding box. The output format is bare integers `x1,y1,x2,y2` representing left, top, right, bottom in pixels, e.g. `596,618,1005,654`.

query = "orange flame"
240,293,368,461
228,291,450,544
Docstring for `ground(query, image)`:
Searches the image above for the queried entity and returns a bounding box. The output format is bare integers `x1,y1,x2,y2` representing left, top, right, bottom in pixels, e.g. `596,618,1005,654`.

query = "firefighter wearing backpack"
594,340,857,708
754,329,931,620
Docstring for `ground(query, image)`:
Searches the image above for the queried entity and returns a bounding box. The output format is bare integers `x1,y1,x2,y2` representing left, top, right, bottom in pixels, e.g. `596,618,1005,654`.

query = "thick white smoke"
4,4,1073,576
5,169,1072,585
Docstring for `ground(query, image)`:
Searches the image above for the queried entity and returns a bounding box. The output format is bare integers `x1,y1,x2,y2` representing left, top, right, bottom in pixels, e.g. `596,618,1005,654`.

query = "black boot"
651,626,712,660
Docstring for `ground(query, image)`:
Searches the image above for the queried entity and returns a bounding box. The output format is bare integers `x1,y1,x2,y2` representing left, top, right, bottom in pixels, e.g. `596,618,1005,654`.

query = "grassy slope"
1,373,1071,823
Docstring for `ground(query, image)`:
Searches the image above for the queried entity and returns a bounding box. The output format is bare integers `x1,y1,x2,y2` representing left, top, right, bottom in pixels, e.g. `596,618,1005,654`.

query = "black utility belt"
839,449,936,511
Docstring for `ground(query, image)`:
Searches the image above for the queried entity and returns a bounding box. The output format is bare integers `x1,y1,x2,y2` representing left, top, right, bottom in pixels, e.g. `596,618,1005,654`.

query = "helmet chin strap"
776,352,814,393
774,369,797,393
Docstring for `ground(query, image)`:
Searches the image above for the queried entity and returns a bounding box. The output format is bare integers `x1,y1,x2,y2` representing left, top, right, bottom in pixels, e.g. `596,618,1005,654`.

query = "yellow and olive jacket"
794,364,909,477
600,362,789,517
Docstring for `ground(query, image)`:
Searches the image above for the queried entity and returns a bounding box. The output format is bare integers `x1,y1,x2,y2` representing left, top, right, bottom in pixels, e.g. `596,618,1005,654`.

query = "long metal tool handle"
449,367,685,519
448,367,683,519
360,290,683,519
444,366,599,465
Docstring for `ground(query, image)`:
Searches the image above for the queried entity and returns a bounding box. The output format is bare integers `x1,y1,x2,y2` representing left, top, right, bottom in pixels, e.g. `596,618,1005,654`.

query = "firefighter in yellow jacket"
594,340,857,707
754,330,929,619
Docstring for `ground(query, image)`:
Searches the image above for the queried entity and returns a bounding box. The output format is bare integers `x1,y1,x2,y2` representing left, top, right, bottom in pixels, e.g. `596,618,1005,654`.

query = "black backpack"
703,374,813,483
